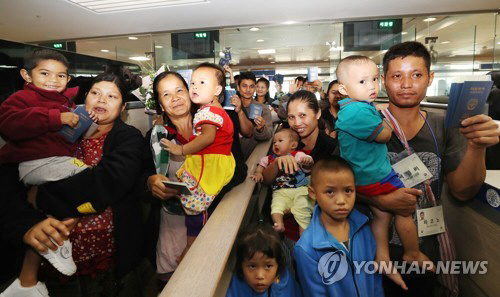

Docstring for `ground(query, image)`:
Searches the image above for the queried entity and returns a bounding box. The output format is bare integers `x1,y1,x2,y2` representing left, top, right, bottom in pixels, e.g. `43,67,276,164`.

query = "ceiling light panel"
67,0,208,13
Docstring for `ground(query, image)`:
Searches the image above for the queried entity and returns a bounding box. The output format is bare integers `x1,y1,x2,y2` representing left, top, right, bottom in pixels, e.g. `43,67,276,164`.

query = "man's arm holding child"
357,188,421,217
374,120,393,143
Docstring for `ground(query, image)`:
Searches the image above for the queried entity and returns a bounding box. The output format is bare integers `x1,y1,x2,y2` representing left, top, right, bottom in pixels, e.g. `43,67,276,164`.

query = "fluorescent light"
249,27,260,31
256,39,264,42
441,41,450,44
100,49,110,52
401,31,407,35
258,49,275,54
155,45,163,49
423,17,436,22
129,56,150,61
283,21,296,25
67,0,208,13
0,65,17,68
270,61,276,64
128,36,138,40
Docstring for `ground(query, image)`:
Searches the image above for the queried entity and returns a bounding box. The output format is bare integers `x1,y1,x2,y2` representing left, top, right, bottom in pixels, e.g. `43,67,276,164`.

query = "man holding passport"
360,41,499,297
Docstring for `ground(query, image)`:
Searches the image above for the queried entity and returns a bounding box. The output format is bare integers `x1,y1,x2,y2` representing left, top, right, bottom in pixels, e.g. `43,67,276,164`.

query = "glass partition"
50,12,499,99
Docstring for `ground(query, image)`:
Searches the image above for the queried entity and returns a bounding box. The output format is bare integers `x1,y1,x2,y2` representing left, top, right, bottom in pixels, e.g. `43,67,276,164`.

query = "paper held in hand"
162,180,193,196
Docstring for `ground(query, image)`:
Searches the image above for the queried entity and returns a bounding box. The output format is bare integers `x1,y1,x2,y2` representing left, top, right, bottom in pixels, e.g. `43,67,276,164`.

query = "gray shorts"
19,156,88,186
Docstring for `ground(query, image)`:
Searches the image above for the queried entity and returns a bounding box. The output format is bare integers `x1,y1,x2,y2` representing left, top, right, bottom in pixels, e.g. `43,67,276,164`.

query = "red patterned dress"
69,133,115,275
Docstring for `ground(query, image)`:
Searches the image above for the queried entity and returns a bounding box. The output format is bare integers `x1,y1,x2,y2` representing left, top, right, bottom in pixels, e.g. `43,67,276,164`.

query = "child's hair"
194,62,225,88
275,127,300,144
238,71,256,86
91,72,130,105
23,49,69,74
383,41,431,76
235,221,285,278
310,155,355,187
335,55,373,84
194,62,225,100
287,90,320,114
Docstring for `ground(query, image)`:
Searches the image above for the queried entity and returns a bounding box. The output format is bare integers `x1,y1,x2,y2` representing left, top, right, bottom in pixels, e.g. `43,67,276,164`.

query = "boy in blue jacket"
294,156,384,297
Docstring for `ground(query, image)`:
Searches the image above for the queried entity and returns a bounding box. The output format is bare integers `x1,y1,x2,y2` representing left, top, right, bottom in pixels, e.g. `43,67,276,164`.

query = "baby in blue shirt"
335,55,432,289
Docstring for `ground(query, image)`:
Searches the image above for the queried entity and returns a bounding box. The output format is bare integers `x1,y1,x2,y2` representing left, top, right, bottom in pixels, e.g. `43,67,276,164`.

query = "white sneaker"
40,239,76,276
0,279,49,297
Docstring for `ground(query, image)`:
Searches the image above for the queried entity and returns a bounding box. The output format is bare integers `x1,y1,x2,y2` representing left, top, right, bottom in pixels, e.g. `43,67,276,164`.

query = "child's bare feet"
273,222,285,232
403,251,435,272
376,257,408,291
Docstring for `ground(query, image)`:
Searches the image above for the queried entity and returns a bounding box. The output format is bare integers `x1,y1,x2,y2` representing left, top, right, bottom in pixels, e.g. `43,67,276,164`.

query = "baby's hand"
87,109,99,122
161,139,183,156
60,112,79,128
250,172,264,182
298,155,314,167
273,222,285,232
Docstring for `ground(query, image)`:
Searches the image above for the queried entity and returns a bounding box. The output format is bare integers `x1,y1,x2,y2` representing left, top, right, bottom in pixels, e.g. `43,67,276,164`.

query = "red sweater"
0,83,79,164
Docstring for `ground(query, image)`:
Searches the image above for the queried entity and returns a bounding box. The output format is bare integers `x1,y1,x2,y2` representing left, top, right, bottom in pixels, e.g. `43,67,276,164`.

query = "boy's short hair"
383,41,431,75
23,49,69,74
276,127,300,143
238,71,256,86
310,156,355,187
335,55,373,84
194,62,225,89
235,221,285,278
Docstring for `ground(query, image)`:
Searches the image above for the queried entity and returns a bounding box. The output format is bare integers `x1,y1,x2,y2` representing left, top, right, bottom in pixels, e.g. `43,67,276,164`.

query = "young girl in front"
226,221,302,297
161,63,235,242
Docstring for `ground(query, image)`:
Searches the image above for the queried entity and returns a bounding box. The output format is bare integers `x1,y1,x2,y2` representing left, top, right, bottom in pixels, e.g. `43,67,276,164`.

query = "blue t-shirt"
335,98,392,185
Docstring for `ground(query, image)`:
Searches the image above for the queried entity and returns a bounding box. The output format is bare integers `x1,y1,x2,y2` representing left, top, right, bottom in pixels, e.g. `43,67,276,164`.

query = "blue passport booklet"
445,79,493,128
273,74,284,85
59,105,95,143
248,103,263,119
218,57,229,67
223,89,236,110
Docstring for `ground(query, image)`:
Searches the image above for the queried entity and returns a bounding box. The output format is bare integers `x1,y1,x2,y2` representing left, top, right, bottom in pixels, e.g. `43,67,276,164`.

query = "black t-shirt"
386,111,465,262
297,130,338,161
